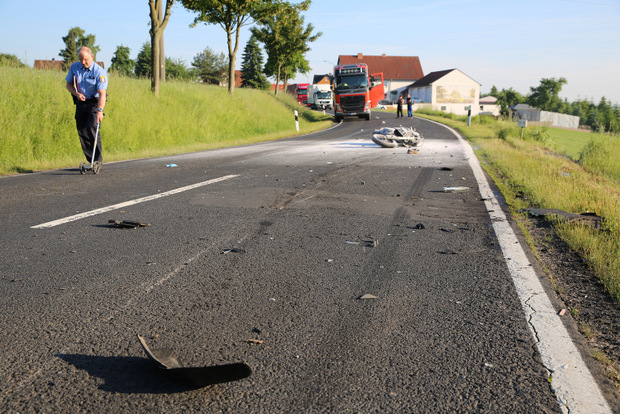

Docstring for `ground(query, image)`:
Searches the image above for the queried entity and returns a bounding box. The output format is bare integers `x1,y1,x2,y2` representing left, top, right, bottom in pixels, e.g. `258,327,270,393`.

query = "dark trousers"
396,105,403,118
75,102,102,162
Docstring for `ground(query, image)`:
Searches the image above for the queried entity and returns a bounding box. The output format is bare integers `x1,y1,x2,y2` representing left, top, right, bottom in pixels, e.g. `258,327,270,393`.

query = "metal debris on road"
165,164,178,168
443,187,470,192
137,335,252,388
221,247,246,254
108,219,151,229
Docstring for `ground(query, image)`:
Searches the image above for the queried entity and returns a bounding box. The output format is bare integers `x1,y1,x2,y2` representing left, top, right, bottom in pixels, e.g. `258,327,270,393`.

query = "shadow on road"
57,354,195,394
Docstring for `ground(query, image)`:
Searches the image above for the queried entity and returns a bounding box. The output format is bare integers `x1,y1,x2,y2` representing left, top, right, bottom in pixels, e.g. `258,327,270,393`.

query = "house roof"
34,59,106,70
337,53,423,81
312,74,331,84
510,103,537,110
479,96,497,104
34,59,63,70
408,68,481,90
410,69,456,88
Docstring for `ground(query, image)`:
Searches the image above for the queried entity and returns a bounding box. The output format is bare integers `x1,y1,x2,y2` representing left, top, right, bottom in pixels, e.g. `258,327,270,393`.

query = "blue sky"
1,0,619,103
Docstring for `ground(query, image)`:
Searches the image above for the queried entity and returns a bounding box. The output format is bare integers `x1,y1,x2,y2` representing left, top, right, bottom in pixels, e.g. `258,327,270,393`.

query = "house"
407,69,480,116
312,74,331,85
337,53,423,103
510,104,580,129
479,96,501,117
34,59,105,70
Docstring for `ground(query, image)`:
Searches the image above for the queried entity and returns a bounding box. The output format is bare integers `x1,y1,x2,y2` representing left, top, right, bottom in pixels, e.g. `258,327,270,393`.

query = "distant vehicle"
307,84,333,110
296,83,310,106
333,64,384,121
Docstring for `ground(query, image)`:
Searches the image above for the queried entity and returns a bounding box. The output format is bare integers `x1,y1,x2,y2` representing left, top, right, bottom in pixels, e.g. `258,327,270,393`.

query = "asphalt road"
0,115,605,412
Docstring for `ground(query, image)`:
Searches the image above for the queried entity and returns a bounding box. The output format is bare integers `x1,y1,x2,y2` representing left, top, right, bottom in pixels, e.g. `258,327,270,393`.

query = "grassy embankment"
397,108,620,308
0,66,331,174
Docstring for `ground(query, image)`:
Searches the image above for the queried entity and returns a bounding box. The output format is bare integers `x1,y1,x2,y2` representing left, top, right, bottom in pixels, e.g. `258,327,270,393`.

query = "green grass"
0,66,331,174
412,109,620,305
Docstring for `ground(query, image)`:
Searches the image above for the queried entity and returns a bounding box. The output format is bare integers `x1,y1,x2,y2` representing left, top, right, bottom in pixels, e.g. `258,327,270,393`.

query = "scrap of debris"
221,247,246,254
358,294,378,300
137,335,252,388
443,187,470,193
371,127,424,148
522,208,603,229
346,237,378,247
108,219,151,229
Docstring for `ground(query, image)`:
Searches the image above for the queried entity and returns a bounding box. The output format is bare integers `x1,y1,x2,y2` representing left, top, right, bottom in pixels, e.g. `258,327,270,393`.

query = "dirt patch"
524,216,620,392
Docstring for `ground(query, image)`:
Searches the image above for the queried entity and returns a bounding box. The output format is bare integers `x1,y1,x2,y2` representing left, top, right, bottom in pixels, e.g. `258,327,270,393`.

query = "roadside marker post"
295,110,299,132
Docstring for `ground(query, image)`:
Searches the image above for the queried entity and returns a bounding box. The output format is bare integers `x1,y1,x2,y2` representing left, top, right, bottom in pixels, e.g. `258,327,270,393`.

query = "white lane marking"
425,118,612,414
31,174,240,229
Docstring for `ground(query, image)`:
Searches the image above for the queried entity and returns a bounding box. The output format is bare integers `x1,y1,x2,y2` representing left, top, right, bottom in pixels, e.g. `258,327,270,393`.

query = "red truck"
296,83,310,106
333,64,384,121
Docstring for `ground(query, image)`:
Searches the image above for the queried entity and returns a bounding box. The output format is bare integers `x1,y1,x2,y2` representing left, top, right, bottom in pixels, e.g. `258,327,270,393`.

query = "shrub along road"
0,116,614,412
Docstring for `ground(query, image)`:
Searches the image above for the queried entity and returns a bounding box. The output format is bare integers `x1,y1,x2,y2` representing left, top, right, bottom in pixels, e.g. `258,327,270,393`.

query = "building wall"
479,104,501,117
384,79,416,103
409,70,480,116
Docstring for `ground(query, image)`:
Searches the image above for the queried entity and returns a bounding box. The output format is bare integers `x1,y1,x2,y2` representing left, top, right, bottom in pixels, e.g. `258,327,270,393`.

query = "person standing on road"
65,46,107,170
396,95,404,118
406,94,413,118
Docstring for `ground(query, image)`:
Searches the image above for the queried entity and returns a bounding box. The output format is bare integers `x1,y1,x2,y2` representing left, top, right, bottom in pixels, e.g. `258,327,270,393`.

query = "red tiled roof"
34,59,105,70
235,70,243,88
337,53,423,80
34,60,63,70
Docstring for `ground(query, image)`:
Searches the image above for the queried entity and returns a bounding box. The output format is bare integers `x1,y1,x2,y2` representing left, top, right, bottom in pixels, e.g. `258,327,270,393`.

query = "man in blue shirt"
65,46,108,171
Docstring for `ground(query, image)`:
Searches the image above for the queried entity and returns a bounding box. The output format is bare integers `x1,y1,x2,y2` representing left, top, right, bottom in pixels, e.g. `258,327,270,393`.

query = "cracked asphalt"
0,115,606,412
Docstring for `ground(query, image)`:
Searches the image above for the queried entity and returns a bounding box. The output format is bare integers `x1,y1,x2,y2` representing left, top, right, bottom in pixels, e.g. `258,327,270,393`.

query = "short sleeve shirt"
65,61,108,99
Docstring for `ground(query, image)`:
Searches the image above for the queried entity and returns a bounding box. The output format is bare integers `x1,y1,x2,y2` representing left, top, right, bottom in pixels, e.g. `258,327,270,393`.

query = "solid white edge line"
31,174,240,229
424,118,611,414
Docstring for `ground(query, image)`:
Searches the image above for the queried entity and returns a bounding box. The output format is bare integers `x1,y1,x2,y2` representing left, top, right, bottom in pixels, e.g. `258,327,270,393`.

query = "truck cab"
333,64,384,121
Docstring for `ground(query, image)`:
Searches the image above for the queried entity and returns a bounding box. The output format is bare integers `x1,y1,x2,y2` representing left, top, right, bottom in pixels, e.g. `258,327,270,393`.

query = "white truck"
307,84,333,110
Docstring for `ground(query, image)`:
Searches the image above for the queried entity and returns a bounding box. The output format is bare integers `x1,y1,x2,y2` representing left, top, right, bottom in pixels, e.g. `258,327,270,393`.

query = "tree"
527,77,567,111
192,47,228,85
0,53,25,68
59,27,100,70
166,57,195,81
148,0,175,95
110,45,134,76
281,51,310,89
492,87,525,117
135,42,152,78
181,0,276,95
253,0,320,95
240,35,269,89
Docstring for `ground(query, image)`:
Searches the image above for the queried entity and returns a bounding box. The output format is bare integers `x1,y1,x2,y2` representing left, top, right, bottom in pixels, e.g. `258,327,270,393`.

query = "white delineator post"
295,110,299,132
